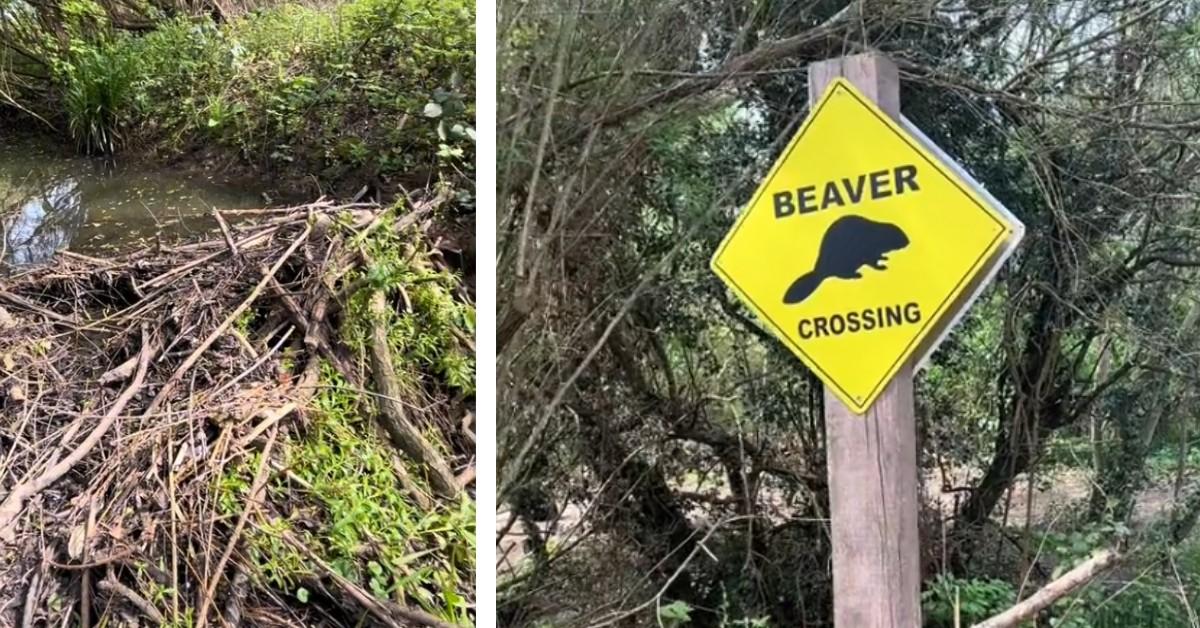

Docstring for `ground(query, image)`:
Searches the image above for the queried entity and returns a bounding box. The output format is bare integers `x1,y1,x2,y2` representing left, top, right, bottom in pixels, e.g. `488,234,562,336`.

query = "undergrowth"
340,204,476,396
216,216,475,624
219,362,475,624
47,0,475,193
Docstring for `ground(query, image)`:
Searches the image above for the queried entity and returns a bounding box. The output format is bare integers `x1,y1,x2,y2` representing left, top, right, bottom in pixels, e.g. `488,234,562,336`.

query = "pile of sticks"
0,198,474,626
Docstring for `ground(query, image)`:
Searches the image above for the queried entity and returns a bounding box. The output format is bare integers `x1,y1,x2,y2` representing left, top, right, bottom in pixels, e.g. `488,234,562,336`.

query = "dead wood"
97,575,166,624
367,288,460,499
0,197,475,626
972,548,1122,628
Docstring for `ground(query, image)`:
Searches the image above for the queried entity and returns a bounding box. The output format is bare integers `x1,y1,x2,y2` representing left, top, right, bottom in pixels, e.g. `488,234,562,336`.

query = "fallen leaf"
68,525,86,560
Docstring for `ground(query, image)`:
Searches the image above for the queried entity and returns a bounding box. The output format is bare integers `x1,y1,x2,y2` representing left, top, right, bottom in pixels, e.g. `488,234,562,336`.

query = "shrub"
923,575,1018,627
121,0,476,188
60,42,138,154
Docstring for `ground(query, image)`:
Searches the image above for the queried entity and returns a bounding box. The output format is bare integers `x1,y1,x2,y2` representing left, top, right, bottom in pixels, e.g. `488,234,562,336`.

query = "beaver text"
773,164,919,218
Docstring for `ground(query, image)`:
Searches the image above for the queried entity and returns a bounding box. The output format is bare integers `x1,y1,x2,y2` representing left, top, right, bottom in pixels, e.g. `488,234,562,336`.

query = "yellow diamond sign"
711,78,1023,414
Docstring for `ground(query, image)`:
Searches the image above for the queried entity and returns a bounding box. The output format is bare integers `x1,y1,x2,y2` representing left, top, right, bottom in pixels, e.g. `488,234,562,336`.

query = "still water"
1,136,264,265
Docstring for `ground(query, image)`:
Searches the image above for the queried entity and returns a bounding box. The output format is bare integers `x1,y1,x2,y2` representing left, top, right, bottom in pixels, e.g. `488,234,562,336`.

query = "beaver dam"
0,197,476,626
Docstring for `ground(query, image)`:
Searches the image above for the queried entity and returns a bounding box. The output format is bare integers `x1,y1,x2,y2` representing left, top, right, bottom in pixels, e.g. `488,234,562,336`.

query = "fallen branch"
972,548,1122,628
97,575,166,624
0,335,154,543
366,289,459,499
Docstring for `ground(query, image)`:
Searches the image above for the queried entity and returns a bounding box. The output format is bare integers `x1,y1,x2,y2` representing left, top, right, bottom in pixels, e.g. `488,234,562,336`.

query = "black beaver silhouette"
783,215,909,304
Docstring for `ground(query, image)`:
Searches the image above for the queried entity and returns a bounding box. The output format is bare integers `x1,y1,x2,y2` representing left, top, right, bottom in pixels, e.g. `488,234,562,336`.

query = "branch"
972,549,1122,628
576,1,858,136
367,288,459,499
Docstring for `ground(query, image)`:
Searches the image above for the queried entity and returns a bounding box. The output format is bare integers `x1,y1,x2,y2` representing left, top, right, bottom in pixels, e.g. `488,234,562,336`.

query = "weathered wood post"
809,54,922,627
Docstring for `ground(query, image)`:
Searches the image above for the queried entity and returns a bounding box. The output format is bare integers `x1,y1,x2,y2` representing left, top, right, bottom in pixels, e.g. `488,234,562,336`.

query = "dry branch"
367,288,459,499
972,549,1122,628
0,335,154,543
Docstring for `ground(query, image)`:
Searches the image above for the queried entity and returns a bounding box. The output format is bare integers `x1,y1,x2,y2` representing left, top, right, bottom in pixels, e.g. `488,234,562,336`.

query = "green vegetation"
341,207,477,395
2,0,475,195
923,576,1018,627
220,364,475,624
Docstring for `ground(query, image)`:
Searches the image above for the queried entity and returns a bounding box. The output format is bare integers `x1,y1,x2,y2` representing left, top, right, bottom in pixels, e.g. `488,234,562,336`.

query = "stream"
0,135,265,265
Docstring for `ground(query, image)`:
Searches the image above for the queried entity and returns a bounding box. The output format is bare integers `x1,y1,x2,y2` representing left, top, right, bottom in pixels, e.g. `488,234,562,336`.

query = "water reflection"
1,137,264,265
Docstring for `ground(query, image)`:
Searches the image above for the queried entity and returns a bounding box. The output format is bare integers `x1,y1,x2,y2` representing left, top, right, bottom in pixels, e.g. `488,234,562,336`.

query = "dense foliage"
499,1,1200,626
0,0,475,196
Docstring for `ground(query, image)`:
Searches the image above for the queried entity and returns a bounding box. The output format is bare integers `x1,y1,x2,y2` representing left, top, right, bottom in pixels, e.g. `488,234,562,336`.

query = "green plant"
341,207,475,395
922,575,1018,628
659,600,692,627
227,363,474,624
60,41,138,154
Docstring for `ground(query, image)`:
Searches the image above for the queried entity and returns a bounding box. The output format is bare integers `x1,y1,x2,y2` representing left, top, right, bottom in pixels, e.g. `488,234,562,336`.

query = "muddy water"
0,135,264,265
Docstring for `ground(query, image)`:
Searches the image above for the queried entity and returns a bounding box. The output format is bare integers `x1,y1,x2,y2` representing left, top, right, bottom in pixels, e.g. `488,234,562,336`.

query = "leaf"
659,600,692,623
296,587,309,603
68,525,86,560
423,102,443,118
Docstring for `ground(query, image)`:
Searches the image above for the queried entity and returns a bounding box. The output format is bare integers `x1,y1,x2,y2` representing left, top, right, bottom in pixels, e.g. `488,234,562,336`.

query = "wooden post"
810,54,923,627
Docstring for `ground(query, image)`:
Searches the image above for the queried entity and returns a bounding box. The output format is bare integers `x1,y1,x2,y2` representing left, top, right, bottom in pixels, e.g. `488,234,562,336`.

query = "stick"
972,549,1121,628
97,576,166,624
194,428,278,628
20,572,38,628
366,289,459,499
0,336,154,543
212,209,239,257
142,224,311,418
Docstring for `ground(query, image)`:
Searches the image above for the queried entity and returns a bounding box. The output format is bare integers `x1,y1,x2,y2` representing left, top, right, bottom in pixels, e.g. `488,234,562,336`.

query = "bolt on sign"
711,78,1024,414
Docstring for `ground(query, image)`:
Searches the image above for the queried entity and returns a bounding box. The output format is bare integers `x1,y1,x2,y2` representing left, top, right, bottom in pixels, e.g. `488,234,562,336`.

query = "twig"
236,403,296,449
20,572,39,628
46,548,135,570
0,335,154,543
212,209,240,257
97,576,166,624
